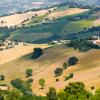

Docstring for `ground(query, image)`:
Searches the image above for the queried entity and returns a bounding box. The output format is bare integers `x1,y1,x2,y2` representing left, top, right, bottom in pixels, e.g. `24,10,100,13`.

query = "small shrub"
56,79,59,82
54,68,63,77
91,86,95,90
65,73,74,81
27,79,33,83
0,75,5,81
63,63,68,69
26,69,32,77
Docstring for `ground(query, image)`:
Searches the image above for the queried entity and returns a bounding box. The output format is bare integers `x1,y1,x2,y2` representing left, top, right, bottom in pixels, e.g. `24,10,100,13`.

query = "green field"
26,14,48,27
9,18,94,42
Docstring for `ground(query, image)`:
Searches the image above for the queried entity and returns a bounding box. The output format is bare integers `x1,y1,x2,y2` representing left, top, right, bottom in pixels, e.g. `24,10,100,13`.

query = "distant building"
59,40,70,44
17,42,24,46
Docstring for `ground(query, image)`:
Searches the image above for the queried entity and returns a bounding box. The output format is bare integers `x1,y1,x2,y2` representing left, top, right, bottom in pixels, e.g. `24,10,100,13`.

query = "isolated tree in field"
68,56,78,66
54,68,63,76
38,79,45,89
26,69,33,77
31,48,43,59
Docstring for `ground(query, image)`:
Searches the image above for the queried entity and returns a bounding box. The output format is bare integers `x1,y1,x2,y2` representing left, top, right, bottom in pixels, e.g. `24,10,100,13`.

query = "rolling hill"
0,45,99,95
0,0,99,16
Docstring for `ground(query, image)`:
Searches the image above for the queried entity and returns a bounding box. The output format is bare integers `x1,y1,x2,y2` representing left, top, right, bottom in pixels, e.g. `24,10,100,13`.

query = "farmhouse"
91,35,100,46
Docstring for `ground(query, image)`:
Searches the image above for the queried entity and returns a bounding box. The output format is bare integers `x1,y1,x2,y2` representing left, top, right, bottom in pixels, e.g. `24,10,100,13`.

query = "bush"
26,69,33,77
65,73,74,81
63,63,68,69
38,79,45,89
27,79,33,83
56,79,59,82
68,57,78,66
54,68,63,77
0,75,5,81
31,48,43,59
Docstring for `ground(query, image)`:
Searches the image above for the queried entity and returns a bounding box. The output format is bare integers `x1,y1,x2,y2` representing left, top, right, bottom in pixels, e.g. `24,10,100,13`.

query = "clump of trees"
54,56,78,77
67,40,100,52
31,48,43,59
10,78,32,95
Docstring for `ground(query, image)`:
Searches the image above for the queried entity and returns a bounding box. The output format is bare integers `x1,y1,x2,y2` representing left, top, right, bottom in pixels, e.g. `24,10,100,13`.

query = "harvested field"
48,8,89,19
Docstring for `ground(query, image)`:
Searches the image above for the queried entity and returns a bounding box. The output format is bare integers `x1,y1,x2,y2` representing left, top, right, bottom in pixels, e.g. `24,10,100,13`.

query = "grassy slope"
25,14,48,27
10,18,94,42
8,7,94,43
0,45,100,95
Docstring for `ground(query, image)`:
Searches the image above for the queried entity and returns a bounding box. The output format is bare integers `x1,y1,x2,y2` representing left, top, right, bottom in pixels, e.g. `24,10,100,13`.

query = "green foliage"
26,69,33,77
6,89,21,100
27,78,33,83
31,48,43,59
63,63,68,69
65,73,74,81
47,87,58,100
38,79,45,89
68,57,78,66
0,82,100,100
54,68,63,77
67,40,100,52
10,78,31,95
0,75,5,81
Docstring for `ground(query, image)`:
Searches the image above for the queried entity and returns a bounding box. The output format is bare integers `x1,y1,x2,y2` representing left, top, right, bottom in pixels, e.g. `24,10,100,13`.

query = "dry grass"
0,44,49,65
0,8,55,27
32,47,100,95
48,8,89,19
0,45,100,96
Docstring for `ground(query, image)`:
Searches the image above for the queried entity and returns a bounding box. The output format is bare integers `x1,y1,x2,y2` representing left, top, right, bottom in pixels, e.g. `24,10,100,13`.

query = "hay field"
0,44,49,65
0,8,55,27
48,8,89,19
0,45,99,96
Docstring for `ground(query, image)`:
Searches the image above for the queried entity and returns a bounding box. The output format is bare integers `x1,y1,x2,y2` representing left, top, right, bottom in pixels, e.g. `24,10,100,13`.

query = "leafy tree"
26,69,33,77
38,79,45,89
54,68,63,77
31,48,43,59
68,57,78,66
47,87,58,100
